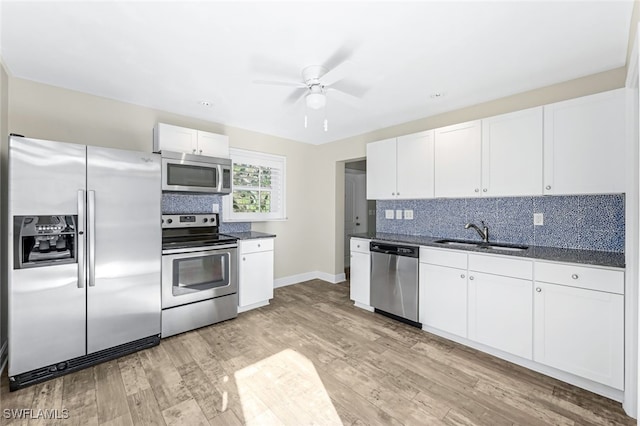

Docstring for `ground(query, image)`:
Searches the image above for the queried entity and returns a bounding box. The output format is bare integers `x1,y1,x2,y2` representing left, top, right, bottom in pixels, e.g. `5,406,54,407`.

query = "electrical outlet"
385,209,394,219
534,212,544,226
396,209,403,220
212,203,220,213
404,209,414,220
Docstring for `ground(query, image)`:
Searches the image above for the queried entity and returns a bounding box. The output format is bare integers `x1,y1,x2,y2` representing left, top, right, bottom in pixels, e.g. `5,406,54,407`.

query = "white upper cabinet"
154,123,230,158
543,89,626,195
481,107,543,196
366,131,434,200
434,120,482,198
366,138,397,199
197,131,230,158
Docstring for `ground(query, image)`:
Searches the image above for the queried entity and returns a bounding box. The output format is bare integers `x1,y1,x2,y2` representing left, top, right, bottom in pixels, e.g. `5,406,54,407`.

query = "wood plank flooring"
0,279,635,425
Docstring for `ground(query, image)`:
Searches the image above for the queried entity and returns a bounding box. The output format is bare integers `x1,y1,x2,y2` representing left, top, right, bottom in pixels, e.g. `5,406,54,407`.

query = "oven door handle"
162,244,238,255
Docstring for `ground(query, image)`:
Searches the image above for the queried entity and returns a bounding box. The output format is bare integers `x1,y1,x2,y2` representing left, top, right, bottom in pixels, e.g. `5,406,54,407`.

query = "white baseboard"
274,271,347,288
354,301,374,312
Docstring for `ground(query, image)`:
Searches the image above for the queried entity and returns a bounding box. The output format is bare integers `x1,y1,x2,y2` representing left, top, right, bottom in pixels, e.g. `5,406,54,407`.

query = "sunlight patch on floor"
234,349,341,425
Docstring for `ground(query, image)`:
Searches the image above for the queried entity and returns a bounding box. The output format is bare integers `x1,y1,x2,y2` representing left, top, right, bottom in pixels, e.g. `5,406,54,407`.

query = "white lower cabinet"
419,248,624,394
533,261,624,390
468,272,533,360
419,263,467,337
238,238,274,312
350,238,371,309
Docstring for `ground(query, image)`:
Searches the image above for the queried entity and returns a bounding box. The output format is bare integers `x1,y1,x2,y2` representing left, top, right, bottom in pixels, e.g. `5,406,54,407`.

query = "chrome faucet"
465,221,489,243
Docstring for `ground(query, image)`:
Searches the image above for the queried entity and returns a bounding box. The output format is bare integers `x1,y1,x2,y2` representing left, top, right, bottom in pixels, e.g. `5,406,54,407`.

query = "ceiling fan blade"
320,60,354,87
284,87,309,105
322,41,358,74
253,79,307,88
326,88,360,108
327,78,370,98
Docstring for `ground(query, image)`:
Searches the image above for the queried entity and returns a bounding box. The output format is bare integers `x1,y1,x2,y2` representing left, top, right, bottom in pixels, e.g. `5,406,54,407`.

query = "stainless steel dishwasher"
370,241,421,327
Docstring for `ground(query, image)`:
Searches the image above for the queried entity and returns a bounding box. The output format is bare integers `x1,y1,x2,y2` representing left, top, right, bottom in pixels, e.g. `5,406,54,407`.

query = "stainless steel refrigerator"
8,135,161,390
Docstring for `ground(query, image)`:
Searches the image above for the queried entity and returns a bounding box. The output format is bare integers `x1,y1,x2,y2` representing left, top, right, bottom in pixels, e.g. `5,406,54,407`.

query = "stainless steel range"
161,213,238,337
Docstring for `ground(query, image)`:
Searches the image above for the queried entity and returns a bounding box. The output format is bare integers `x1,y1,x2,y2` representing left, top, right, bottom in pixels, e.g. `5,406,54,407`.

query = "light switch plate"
385,209,394,219
534,212,544,226
404,209,414,220
212,203,220,213
396,209,403,220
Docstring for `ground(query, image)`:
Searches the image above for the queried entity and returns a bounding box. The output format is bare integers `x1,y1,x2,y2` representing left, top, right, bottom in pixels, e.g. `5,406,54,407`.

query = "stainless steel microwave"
161,151,232,194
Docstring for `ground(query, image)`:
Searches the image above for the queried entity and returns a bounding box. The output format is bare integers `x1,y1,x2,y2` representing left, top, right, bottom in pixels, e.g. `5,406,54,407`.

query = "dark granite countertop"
350,232,625,269
225,231,276,240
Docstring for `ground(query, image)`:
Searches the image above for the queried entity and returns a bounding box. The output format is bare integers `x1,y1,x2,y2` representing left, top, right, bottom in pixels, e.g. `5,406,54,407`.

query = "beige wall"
7,77,318,280
314,66,627,276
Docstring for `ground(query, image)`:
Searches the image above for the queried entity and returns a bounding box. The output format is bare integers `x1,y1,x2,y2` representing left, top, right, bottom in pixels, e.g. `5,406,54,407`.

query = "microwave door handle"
88,190,96,287
77,190,86,288
217,164,223,193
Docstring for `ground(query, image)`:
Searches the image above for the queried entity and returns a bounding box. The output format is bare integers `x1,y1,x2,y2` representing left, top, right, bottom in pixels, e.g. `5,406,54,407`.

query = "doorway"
344,160,375,269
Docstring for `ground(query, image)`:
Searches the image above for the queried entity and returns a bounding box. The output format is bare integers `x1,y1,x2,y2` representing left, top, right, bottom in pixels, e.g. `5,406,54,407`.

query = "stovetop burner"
161,213,237,251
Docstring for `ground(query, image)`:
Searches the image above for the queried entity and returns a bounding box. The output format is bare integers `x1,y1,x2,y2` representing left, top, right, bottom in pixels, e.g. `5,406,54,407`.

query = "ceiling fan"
253,46,369,130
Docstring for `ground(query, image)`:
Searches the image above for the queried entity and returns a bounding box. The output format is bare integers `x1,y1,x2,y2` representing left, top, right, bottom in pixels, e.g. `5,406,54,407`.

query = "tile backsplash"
377,194,625,253
162,193,251,233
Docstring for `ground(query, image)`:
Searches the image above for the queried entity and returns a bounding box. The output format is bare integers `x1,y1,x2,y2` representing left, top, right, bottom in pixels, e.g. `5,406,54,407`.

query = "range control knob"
167,218,173,224
161,219,164,224
210,217,215,222
203,218,208,223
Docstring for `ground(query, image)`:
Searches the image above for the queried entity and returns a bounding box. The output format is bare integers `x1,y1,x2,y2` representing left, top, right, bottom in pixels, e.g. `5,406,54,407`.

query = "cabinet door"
419,263,467,337
468,272,532,359
533,282,624,389
481,107,543,196
434,121,482,198
543,89,626,195
350,251,370,305
396,131,434,199
197,131,230,158
155,123,197,154
239,250,274,308
366,138,397,199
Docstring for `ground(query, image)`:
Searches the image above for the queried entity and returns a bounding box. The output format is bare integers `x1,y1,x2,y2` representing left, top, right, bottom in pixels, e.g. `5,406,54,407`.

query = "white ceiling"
0,1,634,145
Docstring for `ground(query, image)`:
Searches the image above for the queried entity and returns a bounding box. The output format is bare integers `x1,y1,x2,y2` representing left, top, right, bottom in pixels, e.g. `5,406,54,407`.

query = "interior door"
8,137,87,375
86,146,161,354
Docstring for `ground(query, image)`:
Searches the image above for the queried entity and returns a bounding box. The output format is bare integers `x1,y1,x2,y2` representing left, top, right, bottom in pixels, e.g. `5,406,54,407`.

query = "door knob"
536,287,542,292
356,223,361,226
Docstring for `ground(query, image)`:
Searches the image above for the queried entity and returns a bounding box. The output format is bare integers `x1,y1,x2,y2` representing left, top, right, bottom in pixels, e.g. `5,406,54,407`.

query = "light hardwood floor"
1,280,635,425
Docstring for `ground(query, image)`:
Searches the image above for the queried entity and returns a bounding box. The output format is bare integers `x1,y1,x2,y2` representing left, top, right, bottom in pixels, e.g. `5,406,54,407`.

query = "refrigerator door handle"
88,190,96,287
77,190,86,289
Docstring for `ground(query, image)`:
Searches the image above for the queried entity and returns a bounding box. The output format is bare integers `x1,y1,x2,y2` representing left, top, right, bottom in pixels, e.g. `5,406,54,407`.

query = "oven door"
162,245,238,309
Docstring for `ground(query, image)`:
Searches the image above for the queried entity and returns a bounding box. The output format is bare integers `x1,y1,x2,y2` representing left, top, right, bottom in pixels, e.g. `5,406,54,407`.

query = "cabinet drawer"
240,238,274,255
420,247,467,269
350,238,370,254
534,261,624,295
468,254,533,280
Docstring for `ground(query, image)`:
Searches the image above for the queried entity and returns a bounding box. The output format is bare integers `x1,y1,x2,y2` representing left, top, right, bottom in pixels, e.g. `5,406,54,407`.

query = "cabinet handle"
392,192,396,196
258,243,261,248
460,274,465,279
192,149,196,154
545,185,551,190
199,149,203,154
357,245,360,248
536,287,542,293
482,188,487,193
571,274,579,280
474,188,479,193
243,257,246,261
469,276,475,280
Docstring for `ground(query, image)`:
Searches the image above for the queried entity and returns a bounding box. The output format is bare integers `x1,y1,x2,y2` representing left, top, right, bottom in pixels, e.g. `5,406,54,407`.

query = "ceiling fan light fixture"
306,93,326,110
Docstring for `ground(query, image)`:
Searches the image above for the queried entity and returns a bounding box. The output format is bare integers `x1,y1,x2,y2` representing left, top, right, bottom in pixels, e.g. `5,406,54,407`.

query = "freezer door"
86,147,161,354
8,137,87,375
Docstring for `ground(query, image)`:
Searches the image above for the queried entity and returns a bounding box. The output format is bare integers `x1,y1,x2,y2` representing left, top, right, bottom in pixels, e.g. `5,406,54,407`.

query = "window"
223,148,286,221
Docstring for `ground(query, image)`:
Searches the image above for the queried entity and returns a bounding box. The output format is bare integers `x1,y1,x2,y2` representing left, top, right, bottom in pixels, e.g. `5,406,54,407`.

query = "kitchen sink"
434,239,528,252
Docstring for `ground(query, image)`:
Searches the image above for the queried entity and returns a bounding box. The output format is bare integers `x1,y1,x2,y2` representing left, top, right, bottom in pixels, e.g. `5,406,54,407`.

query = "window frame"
223,148,287,222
